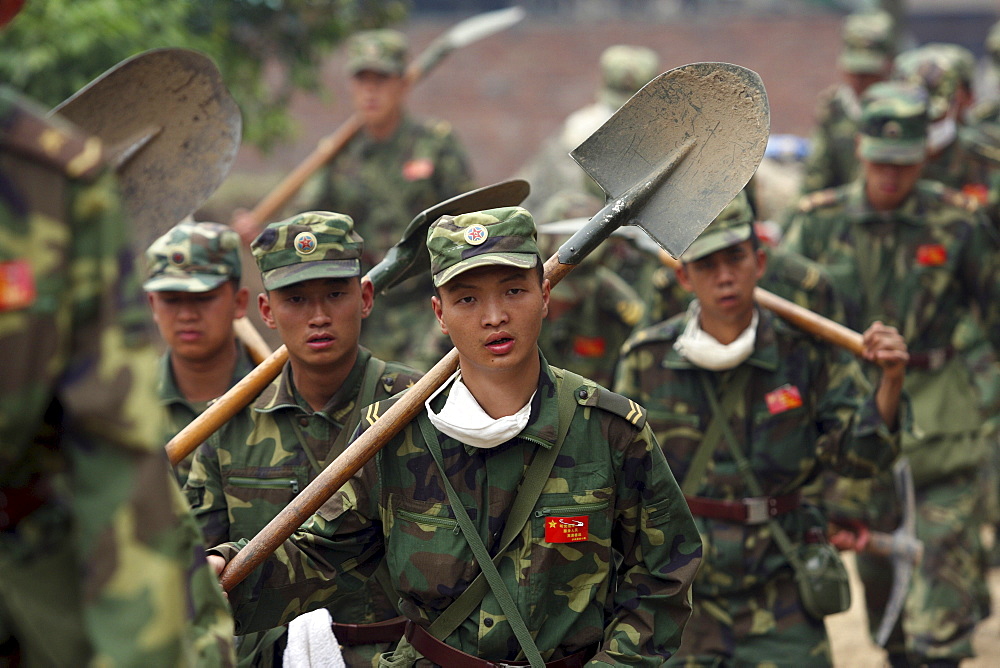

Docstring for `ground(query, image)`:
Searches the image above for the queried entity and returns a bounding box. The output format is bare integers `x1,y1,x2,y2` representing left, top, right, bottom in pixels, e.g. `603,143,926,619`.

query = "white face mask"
927,114,957,153
426,371,534,449
673,300,758,371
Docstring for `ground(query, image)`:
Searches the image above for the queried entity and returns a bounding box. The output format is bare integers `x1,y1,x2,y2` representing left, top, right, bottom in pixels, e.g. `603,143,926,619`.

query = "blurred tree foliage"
1,0,408,148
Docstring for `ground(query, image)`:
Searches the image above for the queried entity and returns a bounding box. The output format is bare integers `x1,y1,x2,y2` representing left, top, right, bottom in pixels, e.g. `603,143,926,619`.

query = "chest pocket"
386,493,476,613
223,465,309,541
527,488,614,616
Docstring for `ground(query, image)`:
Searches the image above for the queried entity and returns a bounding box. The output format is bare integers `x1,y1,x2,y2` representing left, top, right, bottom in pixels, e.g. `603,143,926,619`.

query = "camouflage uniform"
306,30,474,368
614,190,898,666
518,45,660,215
211,206,703,666
145,221,256,487
0,87,235,665
186,212,422,666
783,83,1000,663
800,11,894,195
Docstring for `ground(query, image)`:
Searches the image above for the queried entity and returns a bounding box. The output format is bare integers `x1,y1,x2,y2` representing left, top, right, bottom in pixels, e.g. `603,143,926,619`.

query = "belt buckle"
743,497,769,524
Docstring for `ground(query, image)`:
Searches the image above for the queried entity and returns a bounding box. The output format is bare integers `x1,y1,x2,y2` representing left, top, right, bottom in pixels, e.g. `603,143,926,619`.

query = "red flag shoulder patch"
765,384,803,415
572,335,606,358
545,516,589,543
916,244,947,266
402,158,434,181
0,260,36,312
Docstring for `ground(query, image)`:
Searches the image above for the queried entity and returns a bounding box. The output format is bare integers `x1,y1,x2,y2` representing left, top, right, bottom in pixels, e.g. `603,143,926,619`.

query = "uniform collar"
847,178,926,225
254,346,370,420
158,342,256,408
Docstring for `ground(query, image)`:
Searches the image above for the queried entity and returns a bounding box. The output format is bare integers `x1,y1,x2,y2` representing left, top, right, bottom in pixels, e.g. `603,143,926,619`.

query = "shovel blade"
570,62,769,257
53,48,242,251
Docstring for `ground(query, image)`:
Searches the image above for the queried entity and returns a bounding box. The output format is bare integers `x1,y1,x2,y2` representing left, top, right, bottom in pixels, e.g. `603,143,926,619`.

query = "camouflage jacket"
614,308,899,597
801,84,863,194
187,347,420,627
213,356,703,666
159,342,256,487
0,87,234,665
309,115,474,268
539,264,644,387
784,179,1000,479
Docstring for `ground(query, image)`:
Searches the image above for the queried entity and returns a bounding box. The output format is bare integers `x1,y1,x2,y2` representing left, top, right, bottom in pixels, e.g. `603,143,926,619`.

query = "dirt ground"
827,553,1000,667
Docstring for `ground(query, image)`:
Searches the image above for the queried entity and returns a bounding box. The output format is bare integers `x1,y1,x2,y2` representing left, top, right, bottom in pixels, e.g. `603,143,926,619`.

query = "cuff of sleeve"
207,539,247,563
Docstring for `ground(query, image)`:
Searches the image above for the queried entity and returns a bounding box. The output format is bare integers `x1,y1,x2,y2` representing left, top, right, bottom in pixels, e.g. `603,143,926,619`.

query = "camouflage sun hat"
598,45,660,109
839,10,895,75
680,190,755,262
345,29,407,77
143,220,241,293
857,80,929,165
427,206,541,288
894,43,974,120
251,211,363,291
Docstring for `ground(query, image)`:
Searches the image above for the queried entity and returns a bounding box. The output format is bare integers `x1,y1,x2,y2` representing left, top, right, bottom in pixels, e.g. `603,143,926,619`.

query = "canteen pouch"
795,539,851,621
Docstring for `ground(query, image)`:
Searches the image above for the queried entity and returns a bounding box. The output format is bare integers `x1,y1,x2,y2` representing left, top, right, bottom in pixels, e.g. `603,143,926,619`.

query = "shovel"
220,61,770,591
165,178,531,466
52,48,242,253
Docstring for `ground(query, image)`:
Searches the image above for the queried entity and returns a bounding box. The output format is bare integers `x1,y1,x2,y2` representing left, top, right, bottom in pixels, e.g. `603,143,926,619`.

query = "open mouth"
307,334,334,349
485,335,515,354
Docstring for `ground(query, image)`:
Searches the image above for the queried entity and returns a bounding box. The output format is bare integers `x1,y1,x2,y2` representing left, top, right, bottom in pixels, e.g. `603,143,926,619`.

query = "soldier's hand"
862,320,908,382
206,554,229,600
231,208,261,247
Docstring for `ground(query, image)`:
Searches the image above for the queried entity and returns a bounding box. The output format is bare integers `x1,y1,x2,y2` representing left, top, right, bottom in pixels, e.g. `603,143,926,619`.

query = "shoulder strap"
328,356,387,463
695,372,805,571
680,366,751,496
418,370,583,666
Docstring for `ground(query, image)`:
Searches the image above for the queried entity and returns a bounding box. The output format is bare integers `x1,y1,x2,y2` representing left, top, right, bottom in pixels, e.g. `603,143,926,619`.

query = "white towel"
283,608,346,668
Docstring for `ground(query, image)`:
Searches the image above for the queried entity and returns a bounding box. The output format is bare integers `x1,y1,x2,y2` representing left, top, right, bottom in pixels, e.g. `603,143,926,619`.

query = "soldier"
144,220,254,486
800,10,895,195
784,81,1000,666
234,29,474,368
518,44,660,215
0,86,235,663
614,191,906,666
207,206,703,666
185,211,422,666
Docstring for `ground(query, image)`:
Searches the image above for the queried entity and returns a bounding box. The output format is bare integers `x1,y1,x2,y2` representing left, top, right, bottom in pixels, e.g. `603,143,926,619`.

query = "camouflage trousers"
0,503,92,665
856,468,991,663
667,569,832,667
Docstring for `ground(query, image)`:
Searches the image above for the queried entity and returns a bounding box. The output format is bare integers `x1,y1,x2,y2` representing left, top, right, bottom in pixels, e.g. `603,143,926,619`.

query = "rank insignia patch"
915,244,947,266
0,260,36,312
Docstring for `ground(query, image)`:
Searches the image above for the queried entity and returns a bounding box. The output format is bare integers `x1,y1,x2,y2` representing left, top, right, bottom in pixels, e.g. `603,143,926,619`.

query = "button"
299,417,309,427
483,618,493,628
577,389,588,400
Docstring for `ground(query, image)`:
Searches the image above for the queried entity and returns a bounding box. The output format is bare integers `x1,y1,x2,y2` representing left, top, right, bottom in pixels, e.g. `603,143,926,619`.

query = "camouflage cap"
894,43,974,120
839,10,895,74
599,45,660,109
251,211,363,291
427,206,541,287
858,81,928,165
143,221,241,293
681,190,755,262
345,29,407,77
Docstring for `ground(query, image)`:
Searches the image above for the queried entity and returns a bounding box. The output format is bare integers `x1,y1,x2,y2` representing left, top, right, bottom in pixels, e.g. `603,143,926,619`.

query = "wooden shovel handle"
165,345,288,465
659,251,864,356
233,316,272,366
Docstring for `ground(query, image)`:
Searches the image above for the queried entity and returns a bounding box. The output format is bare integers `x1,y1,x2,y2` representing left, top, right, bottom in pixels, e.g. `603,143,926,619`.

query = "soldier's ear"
359,277,374,319
675,264,693,293
258,292,277,330
234,286,250,319
431,295,448,335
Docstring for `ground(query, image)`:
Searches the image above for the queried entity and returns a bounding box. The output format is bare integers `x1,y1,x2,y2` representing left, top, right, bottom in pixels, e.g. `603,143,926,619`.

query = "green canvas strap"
680,366,752,496
416,369,585,667
696,372,805,571
327,356,387,468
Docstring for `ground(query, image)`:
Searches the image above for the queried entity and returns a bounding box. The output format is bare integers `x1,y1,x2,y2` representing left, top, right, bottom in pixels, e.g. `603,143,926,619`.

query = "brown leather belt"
405,621,596,668
907,346,955,371
685,492,801,525
0,476,52,531
331,616,407,646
